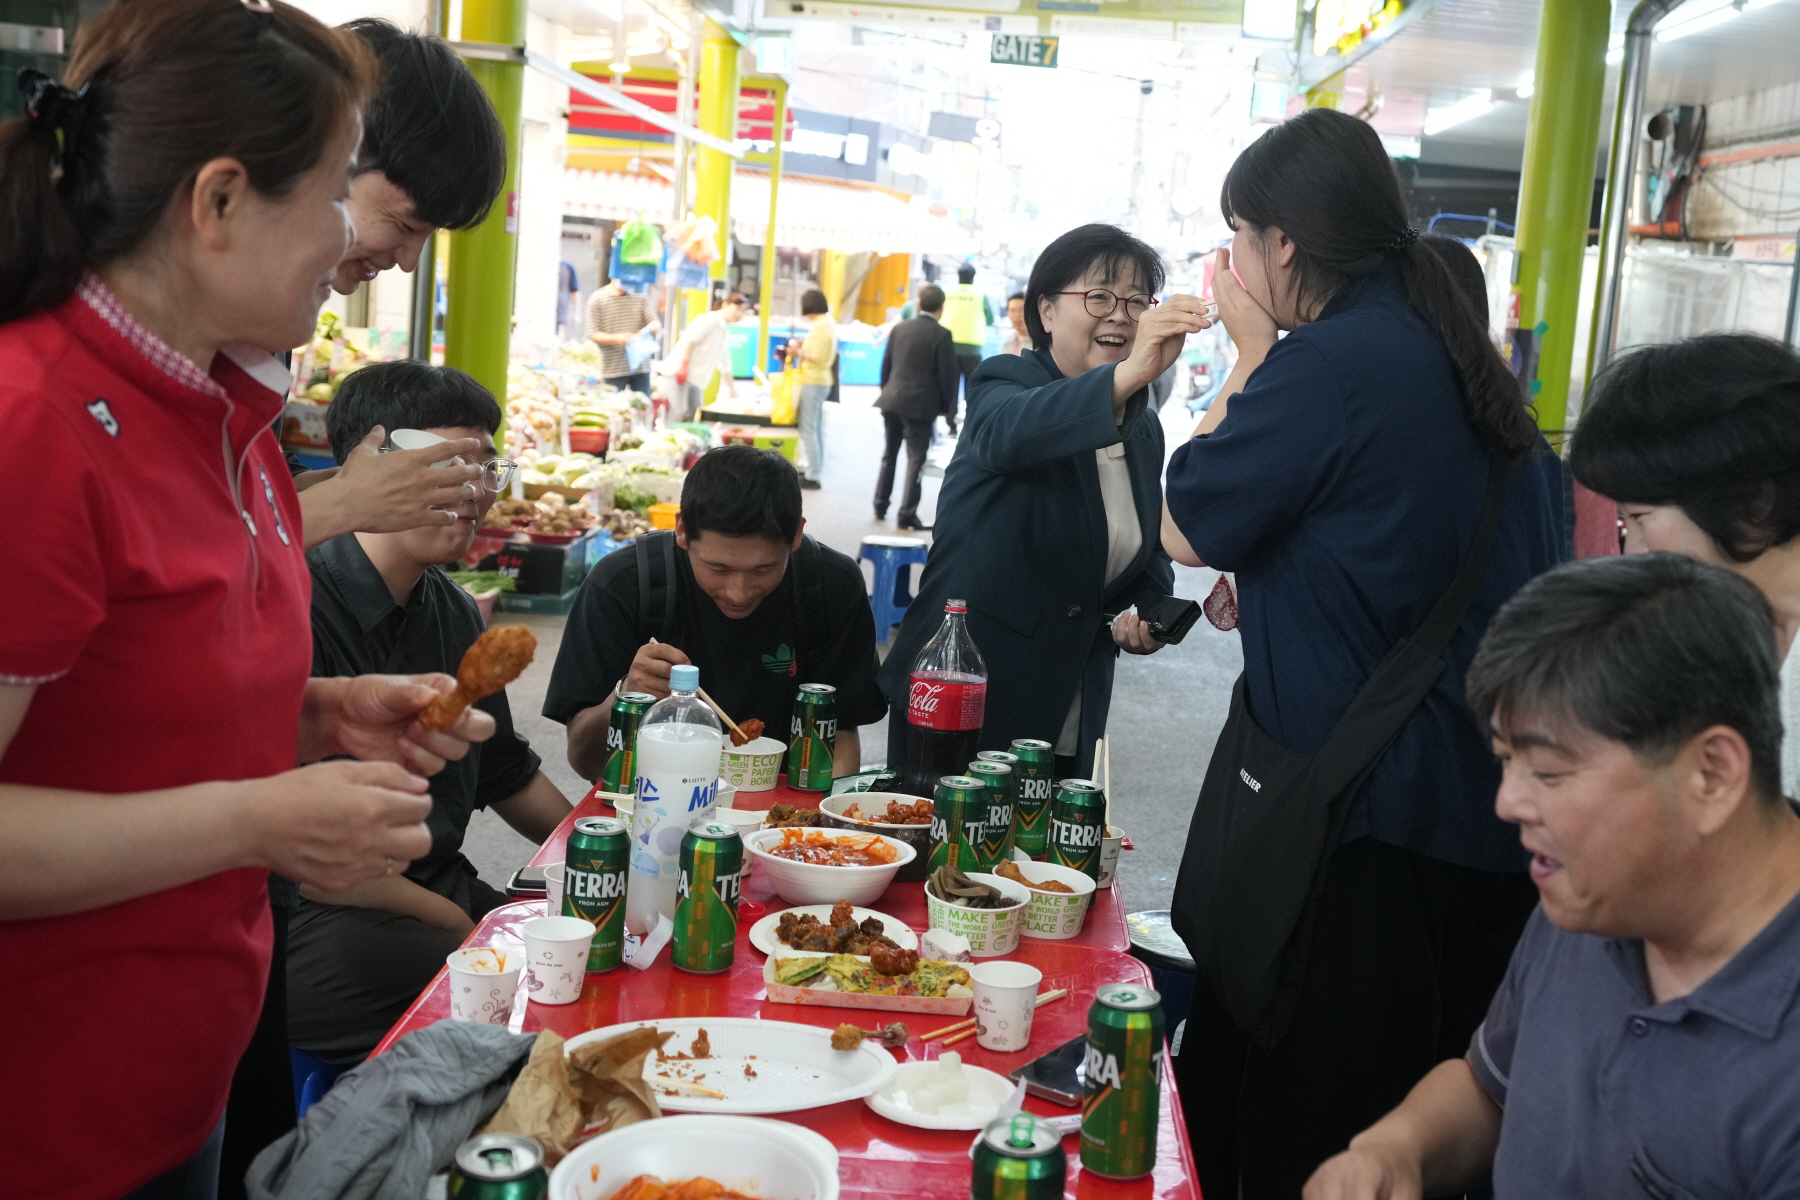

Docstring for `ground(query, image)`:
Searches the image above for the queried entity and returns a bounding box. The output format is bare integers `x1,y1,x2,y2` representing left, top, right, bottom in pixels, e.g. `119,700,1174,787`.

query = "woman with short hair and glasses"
878,224,1213,779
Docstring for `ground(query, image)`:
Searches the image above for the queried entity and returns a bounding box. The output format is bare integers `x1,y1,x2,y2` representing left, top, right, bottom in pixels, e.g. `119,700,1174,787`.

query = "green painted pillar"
445,0,526,406
1506,0,1612,437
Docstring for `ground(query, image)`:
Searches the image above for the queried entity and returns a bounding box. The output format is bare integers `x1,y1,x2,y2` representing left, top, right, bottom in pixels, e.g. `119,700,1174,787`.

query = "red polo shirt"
0,279,312,1199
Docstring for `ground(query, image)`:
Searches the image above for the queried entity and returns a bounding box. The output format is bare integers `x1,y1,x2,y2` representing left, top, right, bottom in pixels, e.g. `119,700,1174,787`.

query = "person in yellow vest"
942,263,993,429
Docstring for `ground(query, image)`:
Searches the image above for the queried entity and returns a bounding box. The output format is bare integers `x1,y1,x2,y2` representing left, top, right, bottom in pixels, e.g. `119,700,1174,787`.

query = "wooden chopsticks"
919,988,1070,1046
647,637,749,743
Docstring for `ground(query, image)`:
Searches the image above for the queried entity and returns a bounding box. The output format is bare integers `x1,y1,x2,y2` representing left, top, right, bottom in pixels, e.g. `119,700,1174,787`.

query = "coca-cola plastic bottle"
902,599,989,798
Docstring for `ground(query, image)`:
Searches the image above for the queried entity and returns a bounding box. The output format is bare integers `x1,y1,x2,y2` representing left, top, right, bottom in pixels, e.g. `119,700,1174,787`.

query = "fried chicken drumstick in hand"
419,625,537,731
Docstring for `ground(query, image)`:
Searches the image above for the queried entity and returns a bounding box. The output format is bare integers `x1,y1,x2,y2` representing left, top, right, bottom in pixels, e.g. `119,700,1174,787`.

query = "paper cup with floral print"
447,946,521,1025
521,916,597,1005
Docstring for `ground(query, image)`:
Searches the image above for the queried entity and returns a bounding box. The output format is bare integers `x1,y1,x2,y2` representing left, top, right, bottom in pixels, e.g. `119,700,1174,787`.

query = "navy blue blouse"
1166,263,1566,873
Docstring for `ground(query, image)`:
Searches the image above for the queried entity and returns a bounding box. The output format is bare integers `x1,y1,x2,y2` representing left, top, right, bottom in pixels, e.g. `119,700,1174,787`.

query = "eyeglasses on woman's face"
1054,289,1158,322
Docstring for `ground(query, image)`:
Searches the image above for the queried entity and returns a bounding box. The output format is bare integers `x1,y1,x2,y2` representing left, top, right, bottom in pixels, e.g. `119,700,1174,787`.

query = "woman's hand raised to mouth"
1113,293,1214,407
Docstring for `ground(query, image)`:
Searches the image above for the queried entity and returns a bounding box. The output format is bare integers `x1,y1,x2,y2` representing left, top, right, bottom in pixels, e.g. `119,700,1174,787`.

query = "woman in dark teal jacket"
879,224,1212,778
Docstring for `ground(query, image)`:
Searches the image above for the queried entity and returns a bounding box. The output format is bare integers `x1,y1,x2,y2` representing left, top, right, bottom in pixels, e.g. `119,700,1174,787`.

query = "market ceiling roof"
563,168,975,256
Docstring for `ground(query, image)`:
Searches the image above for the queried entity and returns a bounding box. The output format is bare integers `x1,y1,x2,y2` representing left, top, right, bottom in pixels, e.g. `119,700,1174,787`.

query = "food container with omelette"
764,949,974,1016
744,828,915,906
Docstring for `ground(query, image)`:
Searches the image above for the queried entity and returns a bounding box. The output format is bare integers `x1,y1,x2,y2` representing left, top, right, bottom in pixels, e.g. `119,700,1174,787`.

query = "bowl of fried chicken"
818,793,934,883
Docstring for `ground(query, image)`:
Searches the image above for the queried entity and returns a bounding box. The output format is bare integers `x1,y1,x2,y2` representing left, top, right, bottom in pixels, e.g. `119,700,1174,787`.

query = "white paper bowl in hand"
745,827,916,907
551,1113,839,1200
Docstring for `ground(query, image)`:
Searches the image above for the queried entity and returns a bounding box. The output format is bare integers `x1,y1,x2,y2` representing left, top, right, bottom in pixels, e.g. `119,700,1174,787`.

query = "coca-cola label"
908,676,986,731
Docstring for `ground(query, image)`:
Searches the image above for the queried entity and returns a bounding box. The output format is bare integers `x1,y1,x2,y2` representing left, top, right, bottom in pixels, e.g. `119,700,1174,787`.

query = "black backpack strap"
634,529,680,645
788,534,825,672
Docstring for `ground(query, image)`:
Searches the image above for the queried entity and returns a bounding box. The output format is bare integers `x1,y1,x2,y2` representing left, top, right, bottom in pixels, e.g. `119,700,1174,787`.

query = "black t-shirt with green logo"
544,538,887,749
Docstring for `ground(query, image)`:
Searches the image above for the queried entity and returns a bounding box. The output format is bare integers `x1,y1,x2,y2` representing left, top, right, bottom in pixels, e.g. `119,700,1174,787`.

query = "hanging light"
1423,89,1495,137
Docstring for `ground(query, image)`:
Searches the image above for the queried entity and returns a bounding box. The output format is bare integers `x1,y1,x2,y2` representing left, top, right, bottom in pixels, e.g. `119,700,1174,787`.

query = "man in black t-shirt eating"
546,445,886,783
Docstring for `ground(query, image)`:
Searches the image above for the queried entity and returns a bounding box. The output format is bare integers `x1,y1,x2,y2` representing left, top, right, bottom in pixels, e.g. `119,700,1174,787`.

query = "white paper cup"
715,783,739,810
969,960,1043,1052
521,915,597,1005
446,947,521,1025
924,872,1030,957
1096,825,1124,889
543,863,567,914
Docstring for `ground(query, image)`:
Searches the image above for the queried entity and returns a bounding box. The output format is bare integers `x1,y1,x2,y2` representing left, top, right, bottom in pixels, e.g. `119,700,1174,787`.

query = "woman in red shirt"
0,4,494,1198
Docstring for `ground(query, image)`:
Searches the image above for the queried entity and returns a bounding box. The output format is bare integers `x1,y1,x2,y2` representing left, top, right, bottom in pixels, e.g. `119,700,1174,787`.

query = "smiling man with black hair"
546,445,885,783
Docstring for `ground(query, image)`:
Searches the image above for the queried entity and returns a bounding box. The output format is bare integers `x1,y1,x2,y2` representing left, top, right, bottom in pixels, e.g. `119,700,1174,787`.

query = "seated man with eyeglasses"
286,361,572,1064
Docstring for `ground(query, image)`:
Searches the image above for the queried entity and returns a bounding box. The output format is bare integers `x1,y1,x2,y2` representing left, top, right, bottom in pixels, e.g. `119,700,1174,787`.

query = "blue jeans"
797,383,830,482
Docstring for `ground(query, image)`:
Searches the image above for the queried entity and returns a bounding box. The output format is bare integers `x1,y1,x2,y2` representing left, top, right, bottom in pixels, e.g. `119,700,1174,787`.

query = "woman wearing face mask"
0,4,494,1198
1160,109,1565,1198
878,224,1212,779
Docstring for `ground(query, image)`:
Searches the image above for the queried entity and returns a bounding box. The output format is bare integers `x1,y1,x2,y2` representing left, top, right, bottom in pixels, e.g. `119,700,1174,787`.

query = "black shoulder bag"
1171,460,1507,1049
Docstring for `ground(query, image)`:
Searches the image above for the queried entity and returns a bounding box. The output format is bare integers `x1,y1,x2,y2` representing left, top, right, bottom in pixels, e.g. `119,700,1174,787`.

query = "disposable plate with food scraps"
746,905,919,958
864,1055,1017,1131
761,953,974,1016
563,1017,896,1116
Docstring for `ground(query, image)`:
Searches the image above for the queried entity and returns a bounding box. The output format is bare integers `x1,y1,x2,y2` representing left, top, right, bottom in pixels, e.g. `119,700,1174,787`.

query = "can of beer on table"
1008,739,1055,856
562,817,628,972
447,1133,548,1200
786,682,839,792
1079,982,1165,1181
971,1112,1066,1200
600,692,656,793
967,758,1017,871
672,817,744,974
1047,779,1107,879
926,775,987,874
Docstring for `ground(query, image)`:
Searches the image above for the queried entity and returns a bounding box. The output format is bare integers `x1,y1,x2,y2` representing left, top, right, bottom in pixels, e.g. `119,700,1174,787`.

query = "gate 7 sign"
991,34,1059,68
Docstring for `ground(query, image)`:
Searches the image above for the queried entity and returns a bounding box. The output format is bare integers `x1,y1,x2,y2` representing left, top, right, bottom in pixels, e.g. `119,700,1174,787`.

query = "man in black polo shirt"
287,362,573,1063
547,445,884,782
1305,554,1800,1199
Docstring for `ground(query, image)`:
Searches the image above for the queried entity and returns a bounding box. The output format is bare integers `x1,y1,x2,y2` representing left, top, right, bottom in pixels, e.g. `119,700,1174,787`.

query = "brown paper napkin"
481,1026,673,1165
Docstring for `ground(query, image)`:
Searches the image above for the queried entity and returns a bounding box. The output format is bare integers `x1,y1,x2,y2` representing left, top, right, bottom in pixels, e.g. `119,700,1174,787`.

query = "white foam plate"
748,905,918,958
864,1058,1017,1130
564,1016,897,1115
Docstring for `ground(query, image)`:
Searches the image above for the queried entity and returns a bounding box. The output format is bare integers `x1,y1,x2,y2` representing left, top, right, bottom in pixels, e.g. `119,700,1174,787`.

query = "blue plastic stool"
859,536,929,644
289,1048,349,1119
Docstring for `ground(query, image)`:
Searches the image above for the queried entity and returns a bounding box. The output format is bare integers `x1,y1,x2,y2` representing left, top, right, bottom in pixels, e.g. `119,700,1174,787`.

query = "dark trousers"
219,897,298,1200
125,1117,225,1200
287,877,507,1063
953,352,981,425
606,371,651,396
875,411,933,523
1175,836,1536,1199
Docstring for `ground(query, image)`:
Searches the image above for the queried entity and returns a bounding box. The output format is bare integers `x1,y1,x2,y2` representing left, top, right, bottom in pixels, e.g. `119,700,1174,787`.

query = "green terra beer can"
1080,982,1165,1181
971,1113,1066,1200
446,1133,548,1200
1008,739,1055,856
927,775,987,874
967,759,1017,871
1047,779,1107,879
562,817,628,972
600,692,656,793
786,683,839,792
672,817,744,974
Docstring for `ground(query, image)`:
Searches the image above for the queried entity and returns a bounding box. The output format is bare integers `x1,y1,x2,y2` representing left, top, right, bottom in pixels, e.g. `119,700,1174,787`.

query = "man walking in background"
941,263,992,428
585,275,657,395
874,285,958,532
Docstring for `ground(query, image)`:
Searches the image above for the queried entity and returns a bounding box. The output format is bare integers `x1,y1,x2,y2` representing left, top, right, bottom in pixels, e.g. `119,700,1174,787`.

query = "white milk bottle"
625,663,723,934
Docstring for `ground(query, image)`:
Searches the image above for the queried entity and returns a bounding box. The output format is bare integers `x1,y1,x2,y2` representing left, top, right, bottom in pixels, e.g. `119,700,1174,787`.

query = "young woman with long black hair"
1161,108,1566,1197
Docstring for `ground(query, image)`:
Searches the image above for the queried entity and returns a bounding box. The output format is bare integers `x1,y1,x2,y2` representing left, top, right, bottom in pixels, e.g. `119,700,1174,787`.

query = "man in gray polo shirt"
1305,553,1800,1199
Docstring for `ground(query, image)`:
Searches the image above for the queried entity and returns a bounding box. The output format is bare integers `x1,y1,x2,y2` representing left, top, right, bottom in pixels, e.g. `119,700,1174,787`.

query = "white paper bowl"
720,736,787,792
745,827,915,906
1011,861,1098,940
924,872,1031,957
550,1114,840,1200
818,792,934,882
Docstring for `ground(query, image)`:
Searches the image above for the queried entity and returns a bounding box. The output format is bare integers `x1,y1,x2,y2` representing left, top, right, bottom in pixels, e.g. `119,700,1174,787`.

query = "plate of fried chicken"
748,898,919,959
